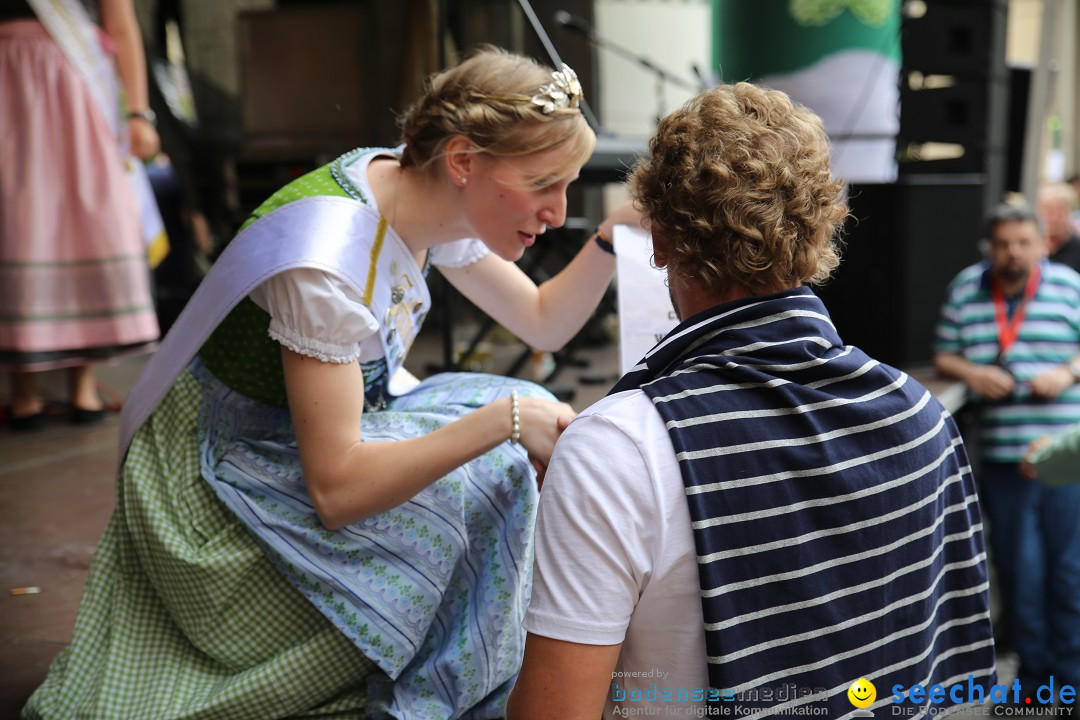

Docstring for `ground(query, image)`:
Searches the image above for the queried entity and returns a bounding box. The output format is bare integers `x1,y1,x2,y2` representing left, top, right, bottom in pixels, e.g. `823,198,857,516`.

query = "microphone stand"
558,13,701,125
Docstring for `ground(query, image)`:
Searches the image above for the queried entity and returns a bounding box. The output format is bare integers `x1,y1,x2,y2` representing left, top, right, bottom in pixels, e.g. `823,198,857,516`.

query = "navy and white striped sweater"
612,286,995,718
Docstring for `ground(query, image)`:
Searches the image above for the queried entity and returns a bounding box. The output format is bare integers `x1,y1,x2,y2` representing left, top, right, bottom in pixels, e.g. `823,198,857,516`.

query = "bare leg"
68,364,103,412
10,370,43,418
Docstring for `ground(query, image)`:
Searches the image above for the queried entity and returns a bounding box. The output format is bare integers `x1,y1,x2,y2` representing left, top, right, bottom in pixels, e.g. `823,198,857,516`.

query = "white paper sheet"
614,225,679,375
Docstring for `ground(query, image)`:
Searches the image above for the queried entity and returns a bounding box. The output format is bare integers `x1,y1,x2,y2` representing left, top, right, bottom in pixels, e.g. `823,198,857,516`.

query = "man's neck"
670,276,793,321
1000,280,1025,297
996,269,1031,298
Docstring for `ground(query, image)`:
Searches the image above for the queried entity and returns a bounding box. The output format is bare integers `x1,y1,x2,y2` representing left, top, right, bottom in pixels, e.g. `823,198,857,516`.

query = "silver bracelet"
510,390,521,444
126,109,157,126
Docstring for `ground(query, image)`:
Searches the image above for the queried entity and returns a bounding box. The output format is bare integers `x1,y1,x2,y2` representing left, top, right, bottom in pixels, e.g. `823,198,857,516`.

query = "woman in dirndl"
0,0,161,429
23,45,637,719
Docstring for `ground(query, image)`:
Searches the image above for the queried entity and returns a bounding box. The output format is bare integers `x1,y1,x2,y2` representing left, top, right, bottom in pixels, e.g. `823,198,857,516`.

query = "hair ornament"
530,64,583,114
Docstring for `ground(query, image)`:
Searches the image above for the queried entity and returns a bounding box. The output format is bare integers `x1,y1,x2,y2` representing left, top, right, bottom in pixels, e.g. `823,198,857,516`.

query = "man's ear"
444,136,476,185
651,230,670,268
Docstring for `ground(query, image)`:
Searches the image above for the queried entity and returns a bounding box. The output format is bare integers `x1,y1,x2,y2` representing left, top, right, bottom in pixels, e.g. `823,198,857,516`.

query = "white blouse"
250,148,490,364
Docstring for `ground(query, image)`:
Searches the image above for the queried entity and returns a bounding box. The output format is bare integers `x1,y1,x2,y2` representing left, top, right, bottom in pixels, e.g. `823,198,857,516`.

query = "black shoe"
9,411,47,431
71,406,106,425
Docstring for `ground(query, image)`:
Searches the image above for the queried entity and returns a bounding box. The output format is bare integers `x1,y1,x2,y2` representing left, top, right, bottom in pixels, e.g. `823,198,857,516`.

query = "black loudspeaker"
815,177,985,369
898,0,1009,205
1005,64,1032,194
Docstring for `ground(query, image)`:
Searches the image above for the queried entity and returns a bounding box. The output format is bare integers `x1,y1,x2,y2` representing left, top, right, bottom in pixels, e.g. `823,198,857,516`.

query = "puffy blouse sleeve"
249,268,380,364
428,238,490,268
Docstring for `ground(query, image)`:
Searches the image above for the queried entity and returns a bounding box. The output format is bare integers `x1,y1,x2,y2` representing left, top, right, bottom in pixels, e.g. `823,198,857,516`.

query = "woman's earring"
458,176,468,186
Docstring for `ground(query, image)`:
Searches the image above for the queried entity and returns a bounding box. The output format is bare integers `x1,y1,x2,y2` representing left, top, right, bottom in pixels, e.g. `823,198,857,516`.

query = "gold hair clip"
531,64,583,114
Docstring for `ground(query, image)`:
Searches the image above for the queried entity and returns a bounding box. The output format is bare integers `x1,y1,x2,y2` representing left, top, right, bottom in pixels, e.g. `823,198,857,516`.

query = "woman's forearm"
283,346,577,529
528,208,637,350
285,349,516,529
100,0,150,112
531,235,616,350
441,239,616,353
308,399,514,530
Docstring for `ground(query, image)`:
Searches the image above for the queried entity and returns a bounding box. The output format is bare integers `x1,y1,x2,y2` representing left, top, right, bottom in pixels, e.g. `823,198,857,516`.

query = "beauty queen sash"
118,195,430,457
27,0,120,136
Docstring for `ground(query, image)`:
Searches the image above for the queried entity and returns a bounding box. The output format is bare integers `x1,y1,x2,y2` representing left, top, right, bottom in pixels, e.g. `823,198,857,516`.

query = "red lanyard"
991,264,1041,358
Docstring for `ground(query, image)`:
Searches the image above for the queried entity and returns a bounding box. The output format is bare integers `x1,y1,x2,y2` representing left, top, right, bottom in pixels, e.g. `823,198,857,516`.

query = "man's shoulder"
935,262,991,312
558,389,672,466
1043,258,1080,287
554,389,676,486
944,261,990,294
571,388,659,430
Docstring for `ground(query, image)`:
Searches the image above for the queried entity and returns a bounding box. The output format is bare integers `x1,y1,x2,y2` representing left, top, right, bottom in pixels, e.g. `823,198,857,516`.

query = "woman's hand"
439,203,640,354
598,200,644,240
128,117,160,160
516,396,576,471
525,412,574,489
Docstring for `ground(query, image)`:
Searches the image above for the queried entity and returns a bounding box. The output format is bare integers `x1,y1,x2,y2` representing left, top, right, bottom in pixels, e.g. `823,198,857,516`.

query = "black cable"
831,26,902,168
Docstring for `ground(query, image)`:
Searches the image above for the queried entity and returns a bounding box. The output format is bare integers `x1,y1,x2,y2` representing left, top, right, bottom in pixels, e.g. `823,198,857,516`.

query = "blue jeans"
980,461,1080,687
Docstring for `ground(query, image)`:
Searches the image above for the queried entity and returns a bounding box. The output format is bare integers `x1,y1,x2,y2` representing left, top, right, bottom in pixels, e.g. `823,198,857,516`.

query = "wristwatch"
126,109,157,126
1069,358,1080,383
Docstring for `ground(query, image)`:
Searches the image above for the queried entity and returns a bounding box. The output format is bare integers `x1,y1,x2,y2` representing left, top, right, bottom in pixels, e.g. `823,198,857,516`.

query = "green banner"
710,0,901,183
713,0,899,83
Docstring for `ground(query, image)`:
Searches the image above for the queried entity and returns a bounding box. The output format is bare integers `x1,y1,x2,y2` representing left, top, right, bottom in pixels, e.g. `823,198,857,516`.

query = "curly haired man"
508,83,995,720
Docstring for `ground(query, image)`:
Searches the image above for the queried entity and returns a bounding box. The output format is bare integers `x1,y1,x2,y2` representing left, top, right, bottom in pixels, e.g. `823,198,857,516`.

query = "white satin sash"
118,195,430,457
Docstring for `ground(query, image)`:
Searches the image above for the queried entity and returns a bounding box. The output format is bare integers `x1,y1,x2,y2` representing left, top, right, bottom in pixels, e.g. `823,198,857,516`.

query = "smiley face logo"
848,678,876,708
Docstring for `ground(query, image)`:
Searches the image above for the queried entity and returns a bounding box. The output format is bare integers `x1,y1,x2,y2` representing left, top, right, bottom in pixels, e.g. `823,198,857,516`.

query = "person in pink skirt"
0,0,160,429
